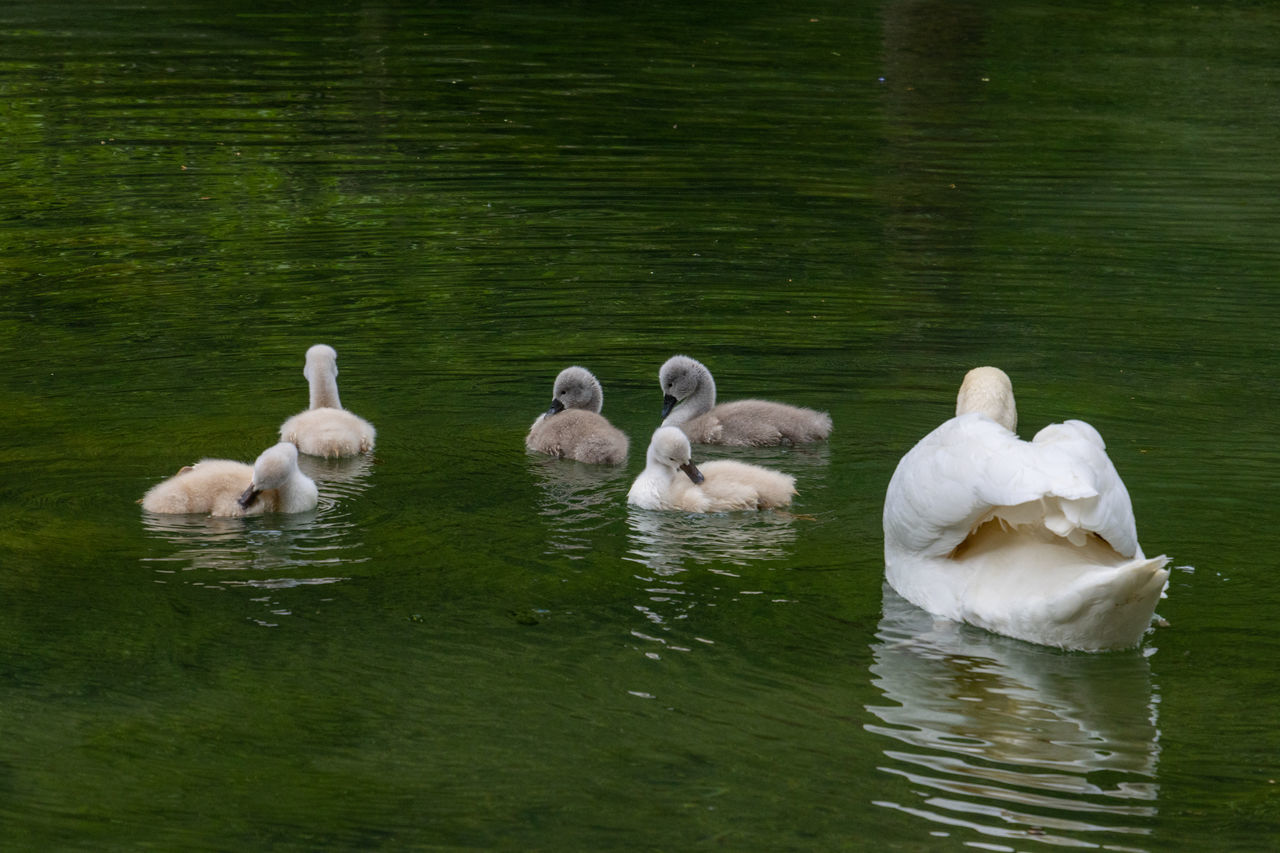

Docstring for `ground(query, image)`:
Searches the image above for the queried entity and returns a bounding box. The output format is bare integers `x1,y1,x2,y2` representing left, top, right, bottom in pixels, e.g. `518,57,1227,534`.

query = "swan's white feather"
883,368,1168,651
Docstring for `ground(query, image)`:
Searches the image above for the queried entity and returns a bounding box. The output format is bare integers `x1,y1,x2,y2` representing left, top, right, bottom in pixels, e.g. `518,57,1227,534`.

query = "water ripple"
624,507,799,574
865,586,1161,850
526,454,630,560
139,455,375,622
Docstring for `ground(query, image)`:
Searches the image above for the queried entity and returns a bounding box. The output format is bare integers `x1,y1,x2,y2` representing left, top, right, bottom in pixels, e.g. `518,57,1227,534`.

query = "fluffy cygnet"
627,426,796,512
658,355,832,446
526,365,629,465
279,344,376,458
141,442,319,516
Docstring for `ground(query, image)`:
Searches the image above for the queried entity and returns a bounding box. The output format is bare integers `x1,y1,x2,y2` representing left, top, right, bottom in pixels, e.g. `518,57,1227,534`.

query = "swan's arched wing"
1028,419,1141,558
884,414,1142,560
884,414,1039,558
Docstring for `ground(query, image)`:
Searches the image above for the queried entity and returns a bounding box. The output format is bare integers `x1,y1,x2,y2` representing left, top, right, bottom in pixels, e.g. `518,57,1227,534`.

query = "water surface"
3,1,1279,850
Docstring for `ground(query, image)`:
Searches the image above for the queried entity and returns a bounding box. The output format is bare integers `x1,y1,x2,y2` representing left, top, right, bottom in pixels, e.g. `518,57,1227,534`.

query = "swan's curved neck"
663,370,716,426
310,372,341,410
956,368,1017,432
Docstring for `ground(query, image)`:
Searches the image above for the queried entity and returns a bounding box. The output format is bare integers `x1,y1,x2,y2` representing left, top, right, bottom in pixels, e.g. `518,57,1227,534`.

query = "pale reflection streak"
866,586,1160,851
622,508,799,660
623,508,798,574
526,454,630,560
141,455,375,622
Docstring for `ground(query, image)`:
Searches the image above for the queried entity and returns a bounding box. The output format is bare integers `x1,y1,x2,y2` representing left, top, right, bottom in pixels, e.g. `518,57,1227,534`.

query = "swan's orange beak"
679,461,704,484
238,484,261,509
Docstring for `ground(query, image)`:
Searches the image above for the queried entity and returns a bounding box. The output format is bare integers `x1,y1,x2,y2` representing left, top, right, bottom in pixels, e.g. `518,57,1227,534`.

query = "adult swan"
882,367,1169,651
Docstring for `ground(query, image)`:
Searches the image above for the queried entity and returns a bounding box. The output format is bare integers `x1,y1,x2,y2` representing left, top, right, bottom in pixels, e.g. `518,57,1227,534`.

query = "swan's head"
956,366,1017,432
304,344,339,383
647,426,705,484
239,442,302,508
659,355,714,419
547,366,604,415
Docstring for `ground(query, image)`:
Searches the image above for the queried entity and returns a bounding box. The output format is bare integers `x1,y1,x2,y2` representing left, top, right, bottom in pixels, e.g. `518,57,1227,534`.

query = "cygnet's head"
547,366,604,415
658,355,714,418
304,344,339,383
956,366,1017,432
647,426,705,484
239,442,302,508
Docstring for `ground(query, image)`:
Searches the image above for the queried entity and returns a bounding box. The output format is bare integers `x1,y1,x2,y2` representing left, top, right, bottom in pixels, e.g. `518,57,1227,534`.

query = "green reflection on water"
3,0,1280,850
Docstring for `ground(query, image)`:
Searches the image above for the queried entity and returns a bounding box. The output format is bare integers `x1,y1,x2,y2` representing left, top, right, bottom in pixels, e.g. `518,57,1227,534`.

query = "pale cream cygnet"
882,366,1170,651
141,442,318,516
526,365,629,465
658,355,831,446
279,344,376,458
627,426,796,512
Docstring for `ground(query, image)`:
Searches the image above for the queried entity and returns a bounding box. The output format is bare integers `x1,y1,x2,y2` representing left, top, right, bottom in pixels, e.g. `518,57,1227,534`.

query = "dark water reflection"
4,0,1280,849
867,587,1161,849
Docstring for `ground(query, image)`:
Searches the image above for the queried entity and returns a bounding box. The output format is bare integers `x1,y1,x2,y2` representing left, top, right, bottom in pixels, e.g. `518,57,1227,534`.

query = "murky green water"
3,1,1279,849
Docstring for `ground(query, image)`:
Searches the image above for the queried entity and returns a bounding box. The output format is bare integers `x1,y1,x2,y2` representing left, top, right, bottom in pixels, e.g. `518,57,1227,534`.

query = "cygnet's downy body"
627,426,796,512
279,344,377,458
526,365,629,465
141,442,318,516
658,355,831,446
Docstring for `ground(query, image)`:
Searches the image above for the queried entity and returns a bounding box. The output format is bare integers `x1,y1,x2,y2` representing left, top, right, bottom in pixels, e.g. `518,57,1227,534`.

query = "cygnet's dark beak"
545,399,566,417
661,394,679,419
238,484,262,509
679,461,705,484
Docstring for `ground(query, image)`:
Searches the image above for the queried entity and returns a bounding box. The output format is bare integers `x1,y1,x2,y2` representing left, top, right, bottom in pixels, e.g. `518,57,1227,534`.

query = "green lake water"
3,1,1279,849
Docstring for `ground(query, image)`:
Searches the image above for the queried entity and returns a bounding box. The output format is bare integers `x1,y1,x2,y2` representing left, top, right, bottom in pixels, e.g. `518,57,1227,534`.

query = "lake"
3,1,1278,849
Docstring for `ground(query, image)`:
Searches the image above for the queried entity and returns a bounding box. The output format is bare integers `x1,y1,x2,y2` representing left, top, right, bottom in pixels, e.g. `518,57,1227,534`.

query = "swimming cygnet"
279,344,376,458
658,355,832,446
141,442,319,516
627,426,796,512
525,365,629,465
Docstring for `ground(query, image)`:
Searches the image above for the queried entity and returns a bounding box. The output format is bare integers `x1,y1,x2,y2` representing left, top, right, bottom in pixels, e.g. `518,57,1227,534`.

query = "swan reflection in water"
866,585,1161,851
141,454,375,624
624,508,798,575
621,508,800,663
527,455,630,560
296,452,376,495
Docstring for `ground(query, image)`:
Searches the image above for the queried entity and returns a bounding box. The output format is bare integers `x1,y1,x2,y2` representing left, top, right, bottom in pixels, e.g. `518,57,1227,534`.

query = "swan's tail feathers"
1124,553,1171,606
1057,553,1171,651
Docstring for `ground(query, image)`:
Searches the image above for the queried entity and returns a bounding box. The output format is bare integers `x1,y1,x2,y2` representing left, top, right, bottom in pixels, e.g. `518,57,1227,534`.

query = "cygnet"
141,442,319,516
658,355,831,445
279,344,376,458
526,365,629,465
627,426,796,512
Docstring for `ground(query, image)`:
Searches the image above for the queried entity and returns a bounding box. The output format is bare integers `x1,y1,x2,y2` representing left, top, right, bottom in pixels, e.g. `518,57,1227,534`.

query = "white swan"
141,442,318,516
526,366,629,465
279,344,376,458
628,426,796,512
882,366,1169,651
658,355,832,445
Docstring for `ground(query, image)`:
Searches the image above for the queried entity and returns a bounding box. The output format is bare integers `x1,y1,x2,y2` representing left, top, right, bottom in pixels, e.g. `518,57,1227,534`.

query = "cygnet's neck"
279,469,318,512
580,383,604,413
309,370,342,410
663,367,716,427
